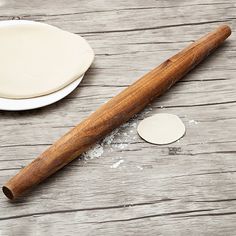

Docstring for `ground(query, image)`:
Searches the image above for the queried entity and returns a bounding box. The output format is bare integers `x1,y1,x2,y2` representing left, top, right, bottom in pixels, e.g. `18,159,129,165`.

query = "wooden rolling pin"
2,25,231,200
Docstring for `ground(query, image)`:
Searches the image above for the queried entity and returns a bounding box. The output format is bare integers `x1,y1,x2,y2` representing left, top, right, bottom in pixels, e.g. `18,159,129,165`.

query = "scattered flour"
111,159,124,168
102,128,120,145
136,165,143,170
105,120,138,151
189,119,198,125
113,143,128,149
144,106,153,115
82,144,104,160
81,119,138,160
130,122,137,128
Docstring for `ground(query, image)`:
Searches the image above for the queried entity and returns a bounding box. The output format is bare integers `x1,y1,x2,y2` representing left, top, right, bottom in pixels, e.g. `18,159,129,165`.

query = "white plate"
0,74,84,111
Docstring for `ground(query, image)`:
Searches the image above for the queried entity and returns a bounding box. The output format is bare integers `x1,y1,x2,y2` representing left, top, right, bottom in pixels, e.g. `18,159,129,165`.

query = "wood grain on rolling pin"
2,25,231,200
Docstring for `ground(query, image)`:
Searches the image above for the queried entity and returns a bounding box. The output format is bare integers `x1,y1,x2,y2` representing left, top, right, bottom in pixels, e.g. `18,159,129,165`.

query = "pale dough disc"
0,20,94,99
137,113,185,145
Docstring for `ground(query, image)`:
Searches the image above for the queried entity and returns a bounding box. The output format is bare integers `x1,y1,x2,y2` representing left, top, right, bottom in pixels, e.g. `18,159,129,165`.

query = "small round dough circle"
0,20,94,99
137,113,185,145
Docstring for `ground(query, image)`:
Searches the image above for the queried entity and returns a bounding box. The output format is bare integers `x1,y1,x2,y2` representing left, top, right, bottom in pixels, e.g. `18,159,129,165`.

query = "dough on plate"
137,113,185,145
0,20,94,98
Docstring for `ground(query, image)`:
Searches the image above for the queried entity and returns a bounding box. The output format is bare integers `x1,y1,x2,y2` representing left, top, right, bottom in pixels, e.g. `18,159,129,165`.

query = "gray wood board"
0,0,236,235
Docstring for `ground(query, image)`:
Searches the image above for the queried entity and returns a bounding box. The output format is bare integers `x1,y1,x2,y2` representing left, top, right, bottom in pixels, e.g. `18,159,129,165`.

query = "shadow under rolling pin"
2,24,231,200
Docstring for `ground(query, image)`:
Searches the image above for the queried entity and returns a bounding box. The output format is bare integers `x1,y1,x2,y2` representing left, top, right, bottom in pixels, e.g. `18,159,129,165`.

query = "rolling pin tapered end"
219,24,231,37
2,185,14,200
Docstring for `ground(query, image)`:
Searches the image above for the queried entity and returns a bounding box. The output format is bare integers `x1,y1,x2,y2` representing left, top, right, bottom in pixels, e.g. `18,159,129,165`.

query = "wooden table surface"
0,0,235,235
